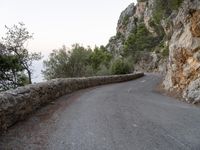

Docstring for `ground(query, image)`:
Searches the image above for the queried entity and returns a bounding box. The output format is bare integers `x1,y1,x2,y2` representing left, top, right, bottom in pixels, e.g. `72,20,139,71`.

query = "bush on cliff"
152,0,183,24
123,23,160,57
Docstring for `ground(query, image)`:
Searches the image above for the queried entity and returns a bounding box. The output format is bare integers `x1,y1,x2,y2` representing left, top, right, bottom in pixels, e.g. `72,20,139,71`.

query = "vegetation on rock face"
122,15,130,26
123,23,161,57
162,46,169,57
152,0,183,24
0,23,41,91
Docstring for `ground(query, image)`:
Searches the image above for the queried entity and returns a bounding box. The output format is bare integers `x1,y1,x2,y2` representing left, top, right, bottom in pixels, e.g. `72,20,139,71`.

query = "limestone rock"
107,1,148,56
143,0,157,36
163,0,200,103
134,52,167,73
107,0,200,104
184,78,200,104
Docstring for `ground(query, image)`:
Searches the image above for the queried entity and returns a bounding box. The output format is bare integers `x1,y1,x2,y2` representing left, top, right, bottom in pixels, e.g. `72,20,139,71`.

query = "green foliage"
43,43,137,80
89,46,112,71
152,0,183,24
96,65,111,76
152,0,166,24
42,45,113,80
0,43,29,91
2,22,42,84
122,15,130,26
42,45,92,79
111,58,132,75
0,27,41,90
168,0,183,10
153,40,169,57
42,46,69,80
0,55,22,72
123,23,160,57
116,32,124,40
67,44,92,77
161,46,169,57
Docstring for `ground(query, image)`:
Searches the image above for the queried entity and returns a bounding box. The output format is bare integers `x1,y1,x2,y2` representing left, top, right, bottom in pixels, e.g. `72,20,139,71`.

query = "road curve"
0,74,200,150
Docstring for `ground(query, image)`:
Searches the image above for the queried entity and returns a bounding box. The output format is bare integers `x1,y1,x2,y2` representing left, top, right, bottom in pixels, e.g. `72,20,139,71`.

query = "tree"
67,44,92,77
42,44,114,80
0,43,28,91
88,46,112,72
2,22,42,84
42,44,93,80
42,46,70,80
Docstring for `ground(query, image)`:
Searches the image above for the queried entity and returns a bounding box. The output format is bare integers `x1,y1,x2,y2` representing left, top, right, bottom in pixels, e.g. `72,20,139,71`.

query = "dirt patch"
154,81,184,101
190,10,200,37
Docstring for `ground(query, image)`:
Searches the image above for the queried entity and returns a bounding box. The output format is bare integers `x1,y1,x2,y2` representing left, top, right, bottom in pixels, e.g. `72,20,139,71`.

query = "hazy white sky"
0,0,137,53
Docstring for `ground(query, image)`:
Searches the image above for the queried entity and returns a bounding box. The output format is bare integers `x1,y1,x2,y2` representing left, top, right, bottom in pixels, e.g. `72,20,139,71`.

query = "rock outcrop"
107,2,150,54
107,0,167,72
164,0,200,103
107,3,136,56
108,0,200,104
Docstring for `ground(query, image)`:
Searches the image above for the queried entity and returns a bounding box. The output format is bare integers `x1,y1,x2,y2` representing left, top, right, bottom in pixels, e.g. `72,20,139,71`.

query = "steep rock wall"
107,0,167,72
108,0,200,103
164,0,200,104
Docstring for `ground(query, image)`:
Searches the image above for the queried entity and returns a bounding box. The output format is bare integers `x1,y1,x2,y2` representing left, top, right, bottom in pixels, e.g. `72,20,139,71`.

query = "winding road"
1,74,200,150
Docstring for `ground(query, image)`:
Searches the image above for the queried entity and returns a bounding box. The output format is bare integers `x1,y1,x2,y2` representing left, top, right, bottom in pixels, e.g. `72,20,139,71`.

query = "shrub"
43,44,113,79
89,46,112,72
96,65,111,76
153,40,169,57
168,0,183,10
162,46,169,57
111,58,132,75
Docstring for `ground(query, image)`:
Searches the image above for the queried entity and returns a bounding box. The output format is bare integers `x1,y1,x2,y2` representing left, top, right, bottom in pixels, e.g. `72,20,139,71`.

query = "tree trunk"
27,70,32,84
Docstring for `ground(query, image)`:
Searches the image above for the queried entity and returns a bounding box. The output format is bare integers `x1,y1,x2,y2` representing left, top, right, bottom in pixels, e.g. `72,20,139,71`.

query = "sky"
0,0,137,82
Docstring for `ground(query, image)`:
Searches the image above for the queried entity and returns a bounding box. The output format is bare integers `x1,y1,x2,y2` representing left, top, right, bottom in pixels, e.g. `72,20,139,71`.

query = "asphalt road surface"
1,74,200,150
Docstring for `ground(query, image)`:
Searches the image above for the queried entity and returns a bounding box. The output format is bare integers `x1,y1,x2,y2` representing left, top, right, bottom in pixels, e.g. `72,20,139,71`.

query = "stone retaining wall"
0,73,144,132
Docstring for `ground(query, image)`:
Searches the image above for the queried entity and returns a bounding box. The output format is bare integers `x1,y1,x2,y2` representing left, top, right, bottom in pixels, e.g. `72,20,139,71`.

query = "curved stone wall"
0,73,144,132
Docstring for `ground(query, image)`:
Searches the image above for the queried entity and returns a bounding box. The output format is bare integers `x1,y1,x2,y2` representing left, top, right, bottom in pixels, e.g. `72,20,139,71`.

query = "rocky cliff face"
107,3,136,56
107,0,200,104
107,0,167,72
164,0,200,104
